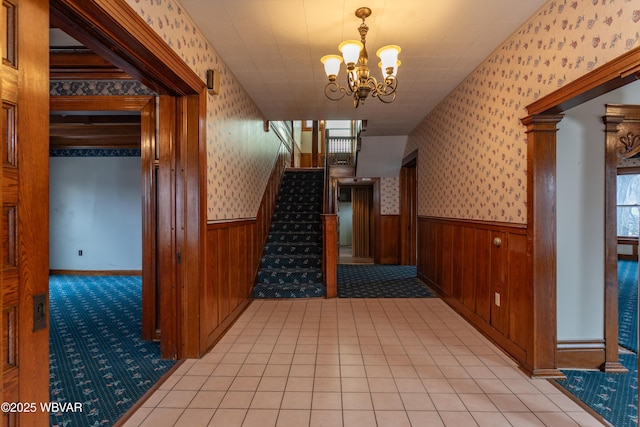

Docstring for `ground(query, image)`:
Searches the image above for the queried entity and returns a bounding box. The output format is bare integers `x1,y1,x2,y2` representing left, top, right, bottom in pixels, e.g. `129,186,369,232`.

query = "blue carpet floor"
337,264,437,298
555,260,639,427
558,354,638,427
49,275,176,427
619,260,638,353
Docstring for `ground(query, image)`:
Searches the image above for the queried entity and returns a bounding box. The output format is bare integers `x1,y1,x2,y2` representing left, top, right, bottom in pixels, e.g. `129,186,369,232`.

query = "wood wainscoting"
379,215,400,265
201,143,290,353
418,217,532,371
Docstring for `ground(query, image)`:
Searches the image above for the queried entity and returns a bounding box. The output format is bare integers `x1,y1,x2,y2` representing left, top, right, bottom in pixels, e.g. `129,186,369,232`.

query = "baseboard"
49,269,142,276
203,297,251,354
557,340,605,369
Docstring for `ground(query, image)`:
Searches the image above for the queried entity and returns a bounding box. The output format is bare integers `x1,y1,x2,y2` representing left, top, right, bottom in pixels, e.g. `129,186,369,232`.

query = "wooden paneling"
202,143,290,353
474,228,491,323
418,217,533,373
49,114,142,149
507,233,530,351
379,215,399,264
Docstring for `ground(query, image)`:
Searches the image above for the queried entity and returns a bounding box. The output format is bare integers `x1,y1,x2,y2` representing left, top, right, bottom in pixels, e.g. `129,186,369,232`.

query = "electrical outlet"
78,250,83,256
494,292,501,307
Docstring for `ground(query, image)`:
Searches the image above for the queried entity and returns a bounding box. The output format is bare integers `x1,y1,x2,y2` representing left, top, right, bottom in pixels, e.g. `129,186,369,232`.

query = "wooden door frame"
50,0,207,359
522,46,640,376
4,1,50,424
400,150,418,265
334,177,381,263
49,95,158,342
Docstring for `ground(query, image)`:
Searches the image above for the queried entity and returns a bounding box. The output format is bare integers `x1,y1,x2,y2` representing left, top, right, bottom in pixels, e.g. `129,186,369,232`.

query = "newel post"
322,214,338,298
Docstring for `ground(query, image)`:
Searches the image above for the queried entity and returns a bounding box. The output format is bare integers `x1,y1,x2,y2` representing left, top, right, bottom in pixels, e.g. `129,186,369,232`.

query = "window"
617,172,640,237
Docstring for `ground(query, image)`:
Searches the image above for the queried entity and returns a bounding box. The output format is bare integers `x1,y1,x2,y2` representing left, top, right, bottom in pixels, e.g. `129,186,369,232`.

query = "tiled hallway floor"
124,298,604,426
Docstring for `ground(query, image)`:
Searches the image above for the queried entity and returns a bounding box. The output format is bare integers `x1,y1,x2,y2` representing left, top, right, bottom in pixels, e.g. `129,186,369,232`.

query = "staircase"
253,169,326,298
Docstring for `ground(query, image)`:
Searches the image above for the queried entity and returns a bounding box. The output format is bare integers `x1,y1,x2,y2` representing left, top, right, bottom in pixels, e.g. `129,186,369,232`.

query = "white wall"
556,79,640,341
50,156,142,271
338,202,353,246
357,136,408,178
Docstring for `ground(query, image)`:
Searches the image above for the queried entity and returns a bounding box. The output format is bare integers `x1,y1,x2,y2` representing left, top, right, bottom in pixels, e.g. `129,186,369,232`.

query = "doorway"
338,185,375,264
400,150,418,266
50,0,207,361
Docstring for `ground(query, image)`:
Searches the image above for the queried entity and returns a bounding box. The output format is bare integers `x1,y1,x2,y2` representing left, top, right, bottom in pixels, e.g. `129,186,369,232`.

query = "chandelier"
320,7,401,108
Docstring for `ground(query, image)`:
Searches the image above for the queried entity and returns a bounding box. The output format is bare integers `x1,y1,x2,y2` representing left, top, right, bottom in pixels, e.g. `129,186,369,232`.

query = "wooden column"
522,114,566,378
601,110,630,372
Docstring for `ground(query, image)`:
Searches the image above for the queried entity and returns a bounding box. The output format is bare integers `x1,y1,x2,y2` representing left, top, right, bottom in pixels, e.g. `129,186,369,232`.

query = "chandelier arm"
324,81,348,101
371,77,398,103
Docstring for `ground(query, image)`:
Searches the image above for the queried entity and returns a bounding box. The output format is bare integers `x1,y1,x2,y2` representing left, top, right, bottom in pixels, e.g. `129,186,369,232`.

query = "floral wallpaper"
125,0,284,221
408,0,640,224
380,176,400,215
50,80,154,96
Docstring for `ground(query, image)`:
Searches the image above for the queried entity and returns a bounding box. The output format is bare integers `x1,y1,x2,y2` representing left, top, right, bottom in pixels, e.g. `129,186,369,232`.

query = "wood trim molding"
50,0,205,95
618,166,640,175
526,46,640,115
556,340,607,370
402,149,417,167
50,95,154,112
49,270,143,276
207,218,257,228
421,216,527,233
50,50,132,80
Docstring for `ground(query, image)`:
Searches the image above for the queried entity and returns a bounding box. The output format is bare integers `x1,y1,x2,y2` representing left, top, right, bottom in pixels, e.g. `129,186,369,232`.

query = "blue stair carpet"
49,275,176,427
253,170,326,298
337,264,437,298
557,354,638,427
618,260,638,353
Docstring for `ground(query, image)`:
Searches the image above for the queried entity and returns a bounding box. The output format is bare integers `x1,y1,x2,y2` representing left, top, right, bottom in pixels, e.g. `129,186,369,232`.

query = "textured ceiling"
180,0,546,136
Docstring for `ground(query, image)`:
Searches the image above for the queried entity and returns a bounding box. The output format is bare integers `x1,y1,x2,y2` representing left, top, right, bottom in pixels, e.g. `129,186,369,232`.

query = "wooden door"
352,186,374,258
400,163,417,265
1,0,50,425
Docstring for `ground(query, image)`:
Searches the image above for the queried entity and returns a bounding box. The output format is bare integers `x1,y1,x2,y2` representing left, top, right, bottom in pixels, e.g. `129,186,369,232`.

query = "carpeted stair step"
260,253,322,269
256,267,323,285
253,169,325,298
277,193,323,203
272,212,320,222
267,231,322,244
269,221,322,233
264,241,322,256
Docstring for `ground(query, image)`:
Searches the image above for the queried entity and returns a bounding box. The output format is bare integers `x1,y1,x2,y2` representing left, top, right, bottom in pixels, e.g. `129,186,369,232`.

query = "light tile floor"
124,298,604,427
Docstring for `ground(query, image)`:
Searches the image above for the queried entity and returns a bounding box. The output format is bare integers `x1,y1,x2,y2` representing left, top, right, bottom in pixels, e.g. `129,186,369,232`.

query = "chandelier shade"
378,60,401,78
339,40,363,66
320,7,400,108
321,55,343,80
377,45,401,76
